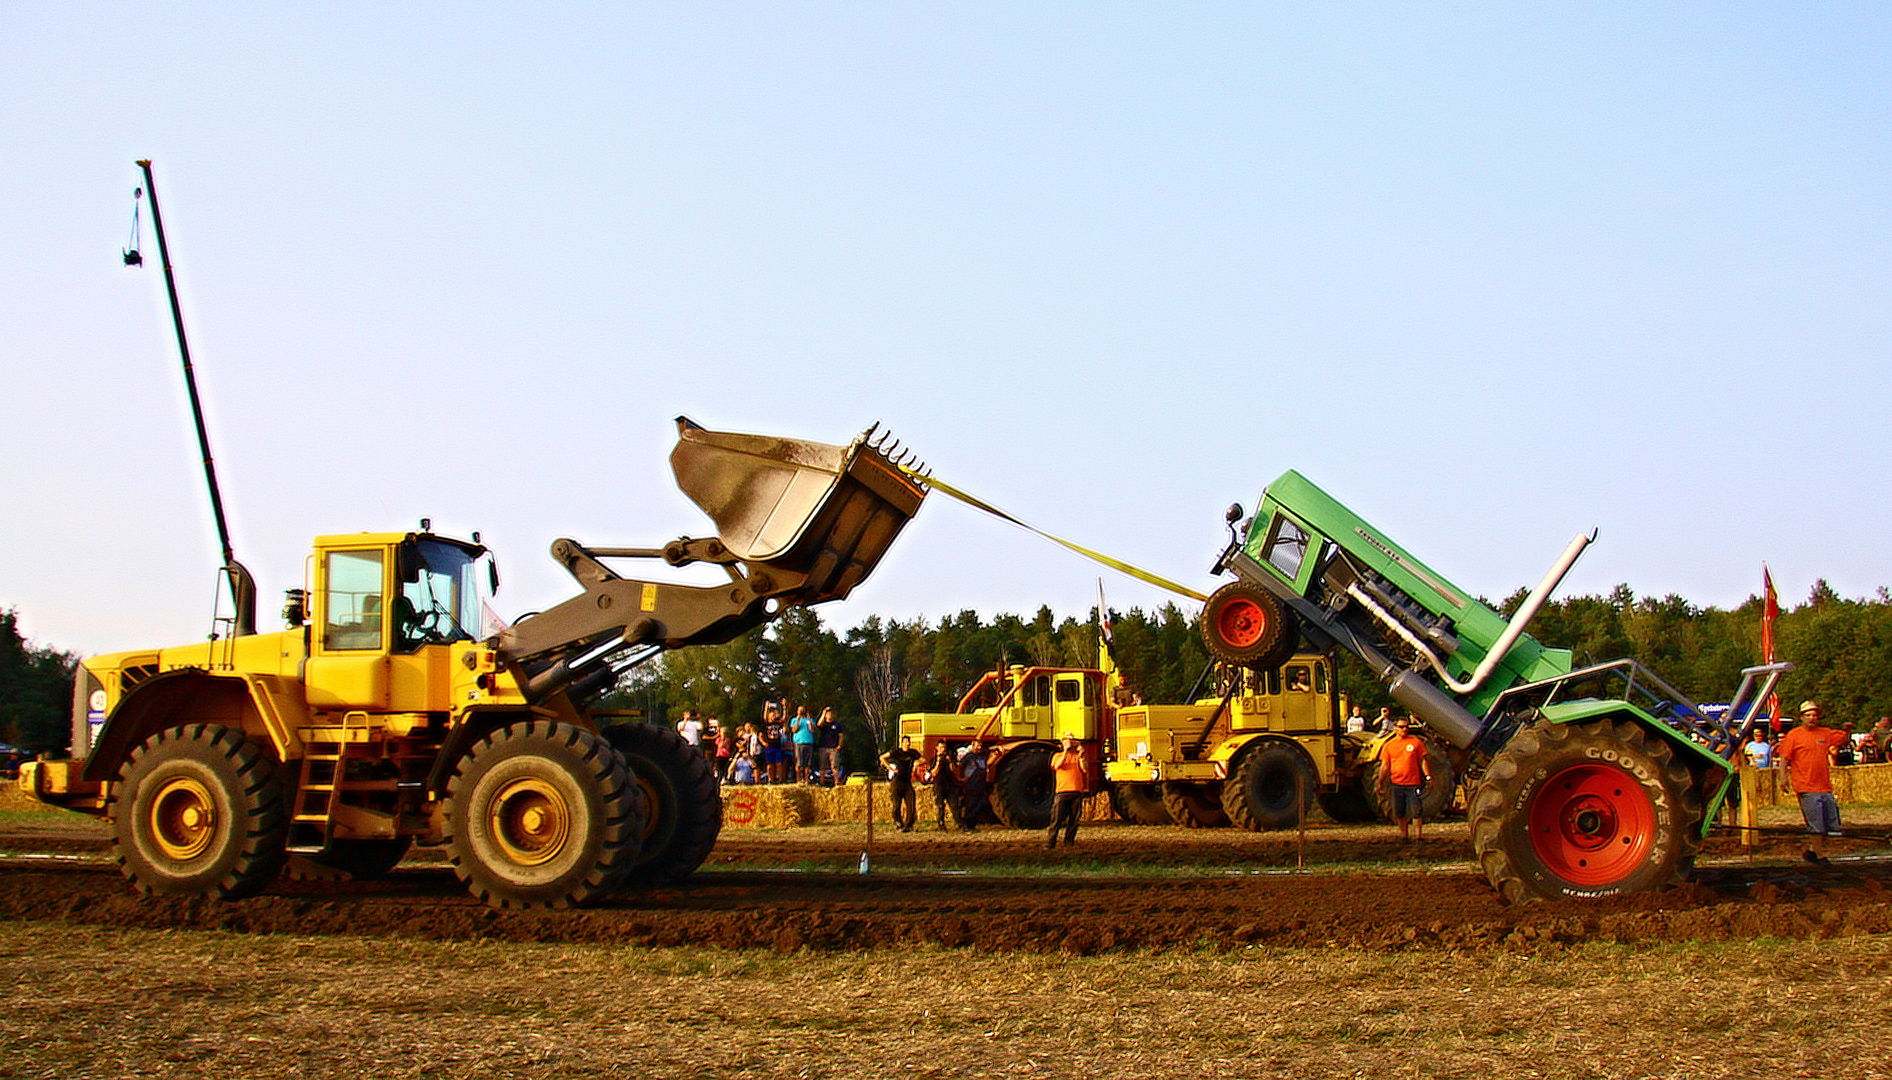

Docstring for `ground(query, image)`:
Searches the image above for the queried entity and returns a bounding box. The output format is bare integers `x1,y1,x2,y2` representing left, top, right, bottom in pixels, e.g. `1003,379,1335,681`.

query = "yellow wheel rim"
150,776,217,861
488,777,571,867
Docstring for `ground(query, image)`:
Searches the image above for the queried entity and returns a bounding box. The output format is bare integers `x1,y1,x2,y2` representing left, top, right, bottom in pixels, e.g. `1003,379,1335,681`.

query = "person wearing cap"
1778,700,1851,864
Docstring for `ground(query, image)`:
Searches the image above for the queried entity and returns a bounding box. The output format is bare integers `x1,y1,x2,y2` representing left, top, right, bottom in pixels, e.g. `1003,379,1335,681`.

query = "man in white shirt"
675,708,704,749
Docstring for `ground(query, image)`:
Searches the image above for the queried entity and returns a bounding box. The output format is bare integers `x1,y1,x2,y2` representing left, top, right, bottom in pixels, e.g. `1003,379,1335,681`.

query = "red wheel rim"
1528,762,1655,886
1216,598,1270,648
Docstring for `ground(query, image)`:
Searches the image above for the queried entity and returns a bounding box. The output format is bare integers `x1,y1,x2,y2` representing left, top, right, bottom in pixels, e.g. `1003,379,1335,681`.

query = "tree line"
0,609,78,754
4,579,1886,762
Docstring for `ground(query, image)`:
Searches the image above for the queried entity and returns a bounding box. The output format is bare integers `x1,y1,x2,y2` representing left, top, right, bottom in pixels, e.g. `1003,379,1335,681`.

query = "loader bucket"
670,417,926,602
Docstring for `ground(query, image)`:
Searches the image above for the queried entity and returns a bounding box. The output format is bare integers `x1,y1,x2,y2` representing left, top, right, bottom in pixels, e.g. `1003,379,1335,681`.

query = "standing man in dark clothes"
816,707,845,786
929,742,962,830
1047,733,1089,849
881,735,922,832
958,740,990,833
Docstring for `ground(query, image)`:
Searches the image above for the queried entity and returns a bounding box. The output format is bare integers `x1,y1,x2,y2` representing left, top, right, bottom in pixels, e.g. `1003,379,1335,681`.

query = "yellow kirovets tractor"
1107,655,1458,829
24,419,925,908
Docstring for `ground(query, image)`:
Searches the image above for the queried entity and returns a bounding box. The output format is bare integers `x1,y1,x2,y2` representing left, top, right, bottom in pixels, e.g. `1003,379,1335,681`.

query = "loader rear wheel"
285,838,412,881
1366,735,1457,822
603,723,719,886
1201,581,1298,671
1470,718,1702,903
1162,782,1229,828
991,745,1054,829
1111,782,1173,825
447,720,643,909
1222,740,1317,831
111,724,288,899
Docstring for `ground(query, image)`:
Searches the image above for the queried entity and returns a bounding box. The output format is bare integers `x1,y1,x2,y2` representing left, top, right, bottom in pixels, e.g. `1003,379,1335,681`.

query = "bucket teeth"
861,425,927,475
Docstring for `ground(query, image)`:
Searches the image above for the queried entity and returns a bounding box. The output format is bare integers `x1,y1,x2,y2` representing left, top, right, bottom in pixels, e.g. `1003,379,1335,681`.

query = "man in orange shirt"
1047,734,1089,849
1779,699,1852,864
1377,715,1434,843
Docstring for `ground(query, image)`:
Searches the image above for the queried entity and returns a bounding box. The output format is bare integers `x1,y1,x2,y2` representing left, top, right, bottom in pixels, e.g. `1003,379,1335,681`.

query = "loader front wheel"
1201,581,1298,670
603,723,718,886
1162,781,1229,828
447,720,642,908
1223,740,1317,831
1470,719,1702,903
1111,782,1173,825
111,724,288,899
990,745,1055,829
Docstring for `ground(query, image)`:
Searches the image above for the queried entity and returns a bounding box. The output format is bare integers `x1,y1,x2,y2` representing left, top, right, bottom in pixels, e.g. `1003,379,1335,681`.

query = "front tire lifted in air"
447,720,645,909
1201,581,1299,671
1469,718,1703,903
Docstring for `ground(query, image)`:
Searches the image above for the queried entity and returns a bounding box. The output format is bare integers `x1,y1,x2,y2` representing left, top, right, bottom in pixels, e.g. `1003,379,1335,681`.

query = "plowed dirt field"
4,818,1890,954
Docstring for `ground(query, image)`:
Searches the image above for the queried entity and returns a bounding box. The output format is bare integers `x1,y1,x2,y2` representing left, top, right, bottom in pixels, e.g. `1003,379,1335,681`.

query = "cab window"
1034,675,1052,707
1313,663,1328,694
1264,514,1311,583
1056,678,1081,703
323,550,385,651
1285,666,1312,693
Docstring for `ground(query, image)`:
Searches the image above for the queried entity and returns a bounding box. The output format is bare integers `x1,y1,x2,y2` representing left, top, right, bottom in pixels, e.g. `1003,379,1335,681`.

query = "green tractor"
1202,471,1789,901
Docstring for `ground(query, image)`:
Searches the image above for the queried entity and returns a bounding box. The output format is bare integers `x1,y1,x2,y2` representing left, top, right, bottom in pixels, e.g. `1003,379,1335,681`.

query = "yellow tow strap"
896,465,1209,604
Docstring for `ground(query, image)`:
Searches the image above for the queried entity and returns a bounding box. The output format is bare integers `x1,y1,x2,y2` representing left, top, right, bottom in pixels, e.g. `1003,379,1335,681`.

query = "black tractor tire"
1201,581,1299,671
1111,782,1173,825
990,745,1055,829
1366,735,1458,822
285,838,413,882
1162,781,1229,829
1222,740,1318,831
603,723,719,886
446,720,644,909
1469,718,1703,903
110,724,288,899
1315,782,1380,824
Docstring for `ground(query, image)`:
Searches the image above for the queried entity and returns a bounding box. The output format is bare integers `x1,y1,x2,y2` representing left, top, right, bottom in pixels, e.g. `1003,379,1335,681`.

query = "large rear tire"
1366,735,1458,822
1201,581,1298,671
1470,718,1702,903
1222,740,1318,831
990,745,1054,829
603,723,719,886
1162,781,1229,829
1111,782,1173,825
447,720,643,909
111,724,288,899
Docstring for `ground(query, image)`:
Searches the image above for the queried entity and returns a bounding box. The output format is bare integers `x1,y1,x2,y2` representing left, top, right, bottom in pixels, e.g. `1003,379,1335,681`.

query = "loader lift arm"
497,417,928,704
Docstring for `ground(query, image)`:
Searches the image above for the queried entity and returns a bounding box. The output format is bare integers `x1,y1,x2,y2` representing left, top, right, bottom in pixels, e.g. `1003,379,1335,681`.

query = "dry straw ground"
2,922,1889,1080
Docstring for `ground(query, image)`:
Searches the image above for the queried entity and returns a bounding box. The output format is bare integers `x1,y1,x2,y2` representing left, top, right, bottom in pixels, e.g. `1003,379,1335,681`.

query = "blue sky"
3,4,1888,656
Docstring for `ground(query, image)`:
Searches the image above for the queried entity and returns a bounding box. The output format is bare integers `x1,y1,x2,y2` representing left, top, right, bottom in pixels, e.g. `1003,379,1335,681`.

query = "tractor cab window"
1313,663,1327,694
323,550,385,651
1034,675,1052,707
1056,677,1081,703
1263,515,1311,584
1285,665,1312,693
395,538,491,652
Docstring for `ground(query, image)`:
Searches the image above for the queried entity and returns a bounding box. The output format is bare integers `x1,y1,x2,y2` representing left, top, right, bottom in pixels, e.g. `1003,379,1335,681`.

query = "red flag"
1762,564,1781,736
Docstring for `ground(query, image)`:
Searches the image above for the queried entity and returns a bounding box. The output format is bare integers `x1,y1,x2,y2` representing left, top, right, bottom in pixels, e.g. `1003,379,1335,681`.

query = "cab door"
1051,673,1096,741
304,546,391,710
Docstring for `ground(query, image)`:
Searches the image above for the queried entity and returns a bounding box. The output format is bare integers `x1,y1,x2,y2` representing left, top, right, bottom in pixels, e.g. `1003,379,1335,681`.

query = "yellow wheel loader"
26,420,924,908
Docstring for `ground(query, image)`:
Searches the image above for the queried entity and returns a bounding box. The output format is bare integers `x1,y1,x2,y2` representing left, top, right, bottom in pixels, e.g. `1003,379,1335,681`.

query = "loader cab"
1250,509,1328,599
306,531,494,711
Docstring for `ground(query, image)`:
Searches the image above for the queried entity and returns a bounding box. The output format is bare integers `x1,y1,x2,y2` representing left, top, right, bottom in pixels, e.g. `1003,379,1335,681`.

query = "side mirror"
1225,503,1244,525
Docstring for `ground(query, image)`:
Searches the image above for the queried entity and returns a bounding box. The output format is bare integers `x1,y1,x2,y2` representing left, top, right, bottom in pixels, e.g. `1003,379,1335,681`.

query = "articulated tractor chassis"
1200,472,1789,901
24,420,924,909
